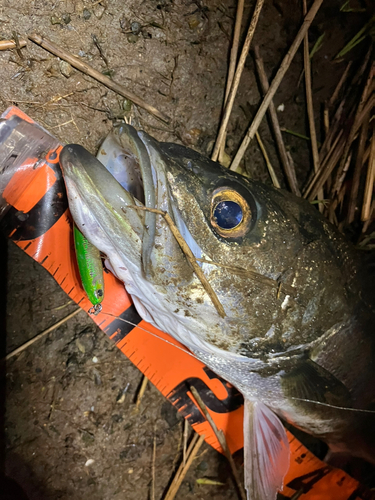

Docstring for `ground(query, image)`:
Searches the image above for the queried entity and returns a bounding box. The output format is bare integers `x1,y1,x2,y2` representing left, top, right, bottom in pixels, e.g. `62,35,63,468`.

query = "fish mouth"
60,124,200,285
97,124,158,279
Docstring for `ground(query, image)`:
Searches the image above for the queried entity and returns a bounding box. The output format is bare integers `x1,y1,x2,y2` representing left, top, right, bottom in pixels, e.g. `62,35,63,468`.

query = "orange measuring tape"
0,107,372,500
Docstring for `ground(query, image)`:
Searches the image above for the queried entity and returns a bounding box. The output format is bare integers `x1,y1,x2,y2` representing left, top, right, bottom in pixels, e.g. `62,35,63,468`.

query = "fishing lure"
73,224,104,314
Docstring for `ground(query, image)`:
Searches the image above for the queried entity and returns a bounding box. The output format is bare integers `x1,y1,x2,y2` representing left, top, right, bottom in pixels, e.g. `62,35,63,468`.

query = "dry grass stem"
332,61,374,194
329,61,352,107
3,308,82,362
362,201,375,232
319,98,347,162
255,131,281,188
211,0,265,162
253,45,300,195
302,0,323,211
218,0,245,163
305,134,346,201
363,142,371,165
323,103,330,138
195,257,295,296
230,0,324,172
362,127,375,222
190,386,246,500
0,39,27,50
347,111,370,223
28,33,170,123
135,375,148,410
151,433,157,500
336,152,353,200
183,419,189,467
12,31,24,59
304,127,344,199
125,205,226,318
164,433,205,500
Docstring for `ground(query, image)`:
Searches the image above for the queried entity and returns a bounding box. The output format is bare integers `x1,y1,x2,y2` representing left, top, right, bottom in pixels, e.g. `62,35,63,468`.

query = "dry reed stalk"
304,130,344,200
183,419,189,466
2,308,82,362
164,433,205,500
329,61,353,107
320,50,372,164
218,0,245,164
302,0,323,211
0,39,27,50
347,111,371,223
323,103,330,139
332,61,374,194
190,386,246,500
362,201,375,232
125,205,226,317
362,127,375,222
255,131,281,188
135,375,148,409
230,0,324,172
211,0,265,162
331,94,374,199
253,45,300,195
28,33,170,123
151,434,157,500
319,97,347,162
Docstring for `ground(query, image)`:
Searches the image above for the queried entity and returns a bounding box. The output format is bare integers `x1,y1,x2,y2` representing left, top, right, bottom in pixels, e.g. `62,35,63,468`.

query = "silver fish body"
60,125,375,500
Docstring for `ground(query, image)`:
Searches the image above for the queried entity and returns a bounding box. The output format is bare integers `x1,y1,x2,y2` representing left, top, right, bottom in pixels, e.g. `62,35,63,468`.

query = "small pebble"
131,21,141,35
277,103,285,112
122,98,132,112
51,16,61,25
92,356,98,363
83,8,91,20
93,369,102,386
62,13,71,24
60,60,74,78
76,338,86,353
94,4,105,19
127,34,139,44
119,18,129,31
85,459,95,467
188,15,200,30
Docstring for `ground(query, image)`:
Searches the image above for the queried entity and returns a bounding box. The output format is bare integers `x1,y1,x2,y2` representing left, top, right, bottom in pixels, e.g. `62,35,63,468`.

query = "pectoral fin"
281,358,352,409
244,399,290,500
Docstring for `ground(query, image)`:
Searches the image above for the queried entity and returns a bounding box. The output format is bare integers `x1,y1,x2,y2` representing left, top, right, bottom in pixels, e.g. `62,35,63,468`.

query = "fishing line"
101,311,375,415
99,310,198,359
290,397,375,414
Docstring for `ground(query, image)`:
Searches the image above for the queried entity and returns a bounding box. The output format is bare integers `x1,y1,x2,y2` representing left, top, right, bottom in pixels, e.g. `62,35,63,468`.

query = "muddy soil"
0,0,371,499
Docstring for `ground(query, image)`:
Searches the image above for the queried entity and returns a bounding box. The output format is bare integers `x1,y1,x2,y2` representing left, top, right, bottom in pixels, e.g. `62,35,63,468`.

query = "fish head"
60,125,357,363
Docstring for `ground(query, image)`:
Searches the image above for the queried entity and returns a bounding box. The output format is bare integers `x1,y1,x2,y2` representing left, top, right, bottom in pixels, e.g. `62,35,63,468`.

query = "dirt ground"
0,0,372,499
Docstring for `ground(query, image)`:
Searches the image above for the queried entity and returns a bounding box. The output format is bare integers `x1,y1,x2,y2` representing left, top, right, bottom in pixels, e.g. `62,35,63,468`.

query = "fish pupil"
213,200,243,229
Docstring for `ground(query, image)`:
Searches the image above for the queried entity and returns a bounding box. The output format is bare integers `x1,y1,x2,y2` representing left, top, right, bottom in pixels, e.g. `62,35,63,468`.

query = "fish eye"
211,187,252,238
213,201,243,229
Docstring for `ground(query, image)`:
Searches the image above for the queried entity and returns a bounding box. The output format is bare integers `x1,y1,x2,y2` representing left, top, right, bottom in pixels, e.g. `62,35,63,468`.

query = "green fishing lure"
73,224,104,314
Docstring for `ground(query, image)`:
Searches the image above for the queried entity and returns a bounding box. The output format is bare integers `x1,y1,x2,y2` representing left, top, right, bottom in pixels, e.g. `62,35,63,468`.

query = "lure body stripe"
73,224,104,308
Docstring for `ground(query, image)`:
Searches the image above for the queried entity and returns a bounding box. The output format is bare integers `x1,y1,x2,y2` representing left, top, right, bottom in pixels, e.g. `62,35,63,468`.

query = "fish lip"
109,124,159,278
60,142,146,272
100,125,205,274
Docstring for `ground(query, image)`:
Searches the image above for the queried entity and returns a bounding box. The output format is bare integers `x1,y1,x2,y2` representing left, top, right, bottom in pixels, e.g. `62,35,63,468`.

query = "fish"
59,124,375,500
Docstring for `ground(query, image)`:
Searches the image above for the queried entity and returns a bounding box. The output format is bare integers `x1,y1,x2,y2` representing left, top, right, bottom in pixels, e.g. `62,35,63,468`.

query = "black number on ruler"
286,467,330,495
167,367,243,424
